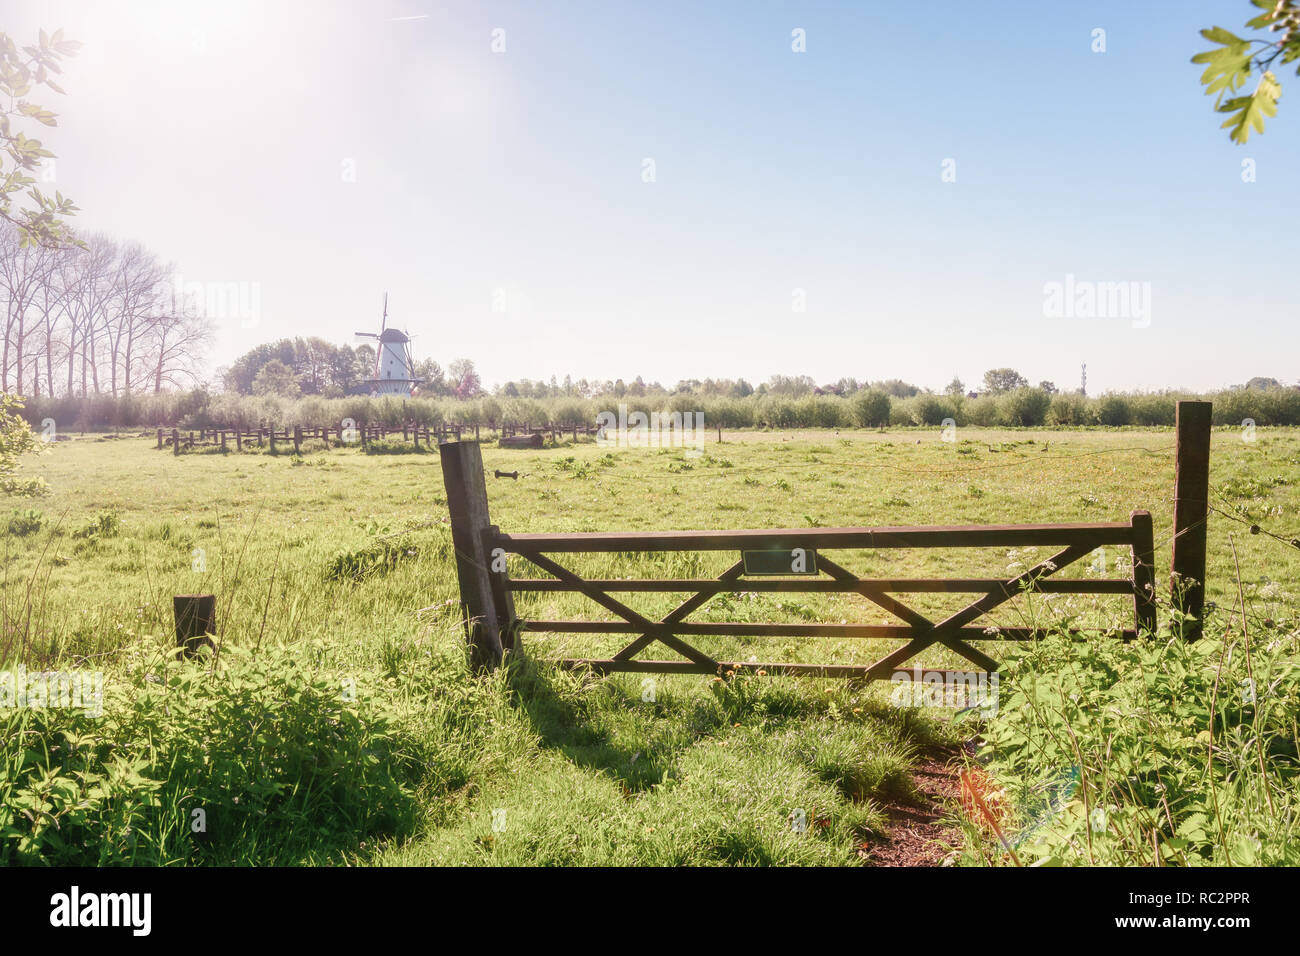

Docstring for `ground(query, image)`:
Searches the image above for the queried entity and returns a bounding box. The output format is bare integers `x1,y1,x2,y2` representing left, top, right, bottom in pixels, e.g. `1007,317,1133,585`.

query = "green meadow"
3,427,1298,865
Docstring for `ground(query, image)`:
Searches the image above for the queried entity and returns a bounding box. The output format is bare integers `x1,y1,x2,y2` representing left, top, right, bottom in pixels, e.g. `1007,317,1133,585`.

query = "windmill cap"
378,328,409,344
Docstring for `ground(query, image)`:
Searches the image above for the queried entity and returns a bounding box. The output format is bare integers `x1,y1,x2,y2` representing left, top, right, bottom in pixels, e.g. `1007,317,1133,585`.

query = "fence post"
1130,509,1156,637
293,425,302,454
156,428,163,449
440,441,507,669
1171,400,1212,640
172,428,180,456
173,594,216,658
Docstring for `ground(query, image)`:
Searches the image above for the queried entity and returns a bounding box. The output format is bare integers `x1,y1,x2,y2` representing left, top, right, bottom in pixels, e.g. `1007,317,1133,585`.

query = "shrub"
71,510,120,540
325,539,423,580
551,399,591,428
759,397,799,429
962,395,1001,427
798,395,849,428
998,388,1051,427
1125,392,1178,427
849,390,891,428
0,644,422,865
1048,393,1093,426
906,394,957,427
5,508,43,537
1096,394,1131,427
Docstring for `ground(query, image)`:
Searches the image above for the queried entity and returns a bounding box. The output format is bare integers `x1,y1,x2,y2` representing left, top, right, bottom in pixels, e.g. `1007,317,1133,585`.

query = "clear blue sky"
4,0,1296,393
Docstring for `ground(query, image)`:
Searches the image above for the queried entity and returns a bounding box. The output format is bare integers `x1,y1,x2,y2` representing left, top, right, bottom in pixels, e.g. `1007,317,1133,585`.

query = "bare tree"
0,224,212,398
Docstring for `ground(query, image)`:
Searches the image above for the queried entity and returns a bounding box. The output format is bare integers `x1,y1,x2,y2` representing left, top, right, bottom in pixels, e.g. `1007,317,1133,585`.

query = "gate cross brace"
862,542,1093,678
612,560,746,663
517,551,720,669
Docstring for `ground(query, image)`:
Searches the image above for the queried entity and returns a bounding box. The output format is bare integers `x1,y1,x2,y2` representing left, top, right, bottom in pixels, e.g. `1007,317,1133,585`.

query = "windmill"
355,293,422,396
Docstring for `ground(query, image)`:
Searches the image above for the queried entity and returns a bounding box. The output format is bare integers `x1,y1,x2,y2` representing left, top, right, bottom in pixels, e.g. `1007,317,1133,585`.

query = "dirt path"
859,745,966,866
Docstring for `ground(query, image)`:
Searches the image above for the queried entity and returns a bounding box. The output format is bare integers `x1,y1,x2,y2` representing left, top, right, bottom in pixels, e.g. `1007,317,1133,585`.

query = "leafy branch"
0,28,81,247
1193,0,1300,143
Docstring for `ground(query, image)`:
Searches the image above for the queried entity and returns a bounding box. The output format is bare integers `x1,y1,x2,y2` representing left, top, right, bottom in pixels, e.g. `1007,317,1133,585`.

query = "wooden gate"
440,401,1212,678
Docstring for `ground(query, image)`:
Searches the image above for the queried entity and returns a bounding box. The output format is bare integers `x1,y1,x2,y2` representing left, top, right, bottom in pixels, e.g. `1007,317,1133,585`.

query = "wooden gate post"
173,594,216,658
1130,510,1156,636
440,441,510,669
1171,400,1212,640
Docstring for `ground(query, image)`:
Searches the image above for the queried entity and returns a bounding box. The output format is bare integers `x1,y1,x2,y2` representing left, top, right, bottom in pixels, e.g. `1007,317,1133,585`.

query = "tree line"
17,381,1300,434
0,224,211,398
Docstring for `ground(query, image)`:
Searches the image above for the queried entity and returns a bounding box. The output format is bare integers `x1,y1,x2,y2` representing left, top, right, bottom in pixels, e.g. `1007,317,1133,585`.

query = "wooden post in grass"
1171,400,1212,641
173,594,216,658
172,428,180,456
156,428,163,449
293,425,302,454
1130,509,1156,637
236,429,243,452
440,441,512,669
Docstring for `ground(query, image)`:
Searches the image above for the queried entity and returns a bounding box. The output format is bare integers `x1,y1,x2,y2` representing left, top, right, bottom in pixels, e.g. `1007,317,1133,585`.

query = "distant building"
355,297,422,396
362,328,421,396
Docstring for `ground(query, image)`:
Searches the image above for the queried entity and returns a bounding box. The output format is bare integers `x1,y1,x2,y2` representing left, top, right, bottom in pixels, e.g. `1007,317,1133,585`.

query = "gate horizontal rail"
510,578,1135,593
492,522,1137,552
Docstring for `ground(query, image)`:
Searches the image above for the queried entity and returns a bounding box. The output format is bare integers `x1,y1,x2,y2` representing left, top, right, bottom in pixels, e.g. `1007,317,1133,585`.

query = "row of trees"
18,384,1300,432
0,225,211,398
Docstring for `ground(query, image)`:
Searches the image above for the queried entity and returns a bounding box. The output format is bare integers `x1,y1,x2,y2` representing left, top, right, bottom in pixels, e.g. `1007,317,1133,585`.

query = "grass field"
3,426,1298,865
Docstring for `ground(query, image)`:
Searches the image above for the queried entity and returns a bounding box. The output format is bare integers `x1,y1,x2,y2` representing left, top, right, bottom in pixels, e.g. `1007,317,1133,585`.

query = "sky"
2,0,1297,394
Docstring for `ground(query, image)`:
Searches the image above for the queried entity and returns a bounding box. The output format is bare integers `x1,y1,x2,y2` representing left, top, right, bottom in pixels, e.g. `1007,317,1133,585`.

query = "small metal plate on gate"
742,548,819,576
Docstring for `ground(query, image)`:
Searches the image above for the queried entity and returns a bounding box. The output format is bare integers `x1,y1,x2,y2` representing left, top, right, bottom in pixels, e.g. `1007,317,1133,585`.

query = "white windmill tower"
355,294,422,396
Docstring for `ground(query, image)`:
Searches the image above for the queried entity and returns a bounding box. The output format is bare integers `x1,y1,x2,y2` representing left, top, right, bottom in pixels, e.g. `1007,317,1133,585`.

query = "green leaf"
1218,70,1282,143
1192,28,1254,99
